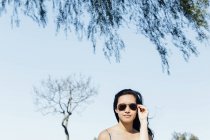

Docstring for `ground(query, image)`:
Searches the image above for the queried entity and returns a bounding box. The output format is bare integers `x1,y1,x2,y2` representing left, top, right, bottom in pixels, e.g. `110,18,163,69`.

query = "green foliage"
172,132,199,140
1,0,210,73
181,0,209,28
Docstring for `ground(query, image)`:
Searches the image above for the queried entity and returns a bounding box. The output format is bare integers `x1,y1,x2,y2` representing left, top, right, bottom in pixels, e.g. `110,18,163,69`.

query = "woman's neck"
118,121,134,133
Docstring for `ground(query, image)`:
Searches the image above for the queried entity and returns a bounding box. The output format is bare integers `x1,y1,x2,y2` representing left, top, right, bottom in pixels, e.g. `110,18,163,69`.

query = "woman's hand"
137,104,149,121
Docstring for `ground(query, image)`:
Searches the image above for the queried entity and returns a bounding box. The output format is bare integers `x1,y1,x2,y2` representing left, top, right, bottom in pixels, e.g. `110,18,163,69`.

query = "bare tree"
33,74,98,140
172,132,199,140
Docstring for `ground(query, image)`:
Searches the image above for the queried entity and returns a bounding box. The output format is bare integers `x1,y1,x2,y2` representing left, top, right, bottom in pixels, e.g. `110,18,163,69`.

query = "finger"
137,105,147,112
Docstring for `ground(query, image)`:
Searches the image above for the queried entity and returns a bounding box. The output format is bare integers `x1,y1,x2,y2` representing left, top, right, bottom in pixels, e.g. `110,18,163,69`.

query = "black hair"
113,89,154,139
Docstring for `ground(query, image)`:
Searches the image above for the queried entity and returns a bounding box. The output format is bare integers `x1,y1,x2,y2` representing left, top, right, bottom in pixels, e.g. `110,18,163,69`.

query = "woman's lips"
123,115,131,117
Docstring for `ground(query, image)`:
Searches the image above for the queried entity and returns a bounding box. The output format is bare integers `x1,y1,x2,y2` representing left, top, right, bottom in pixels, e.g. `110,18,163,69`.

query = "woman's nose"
124,106,130,112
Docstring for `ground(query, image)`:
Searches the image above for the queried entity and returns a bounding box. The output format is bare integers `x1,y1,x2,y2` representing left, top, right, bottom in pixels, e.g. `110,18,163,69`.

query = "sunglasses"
117,103,137,111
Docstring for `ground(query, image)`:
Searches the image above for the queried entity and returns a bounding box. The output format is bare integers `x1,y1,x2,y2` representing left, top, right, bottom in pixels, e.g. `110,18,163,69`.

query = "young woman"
98,89,154,140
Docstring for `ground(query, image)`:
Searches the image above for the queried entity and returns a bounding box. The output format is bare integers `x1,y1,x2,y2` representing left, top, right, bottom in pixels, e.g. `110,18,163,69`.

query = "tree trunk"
62,115,70,140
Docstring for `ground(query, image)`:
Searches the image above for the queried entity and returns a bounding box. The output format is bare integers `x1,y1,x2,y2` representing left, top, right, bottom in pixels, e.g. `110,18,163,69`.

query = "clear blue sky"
0,13,210,140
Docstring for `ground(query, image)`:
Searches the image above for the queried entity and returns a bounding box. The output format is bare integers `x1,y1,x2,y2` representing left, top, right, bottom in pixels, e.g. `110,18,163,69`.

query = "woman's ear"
115,108,118,113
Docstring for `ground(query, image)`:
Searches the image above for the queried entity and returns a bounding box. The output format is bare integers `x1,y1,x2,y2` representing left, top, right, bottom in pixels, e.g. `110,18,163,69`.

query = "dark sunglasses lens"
129,104,137,110
118,104,126,111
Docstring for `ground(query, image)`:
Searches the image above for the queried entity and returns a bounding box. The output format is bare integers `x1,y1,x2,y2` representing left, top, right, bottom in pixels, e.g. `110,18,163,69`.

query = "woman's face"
115,94,137,124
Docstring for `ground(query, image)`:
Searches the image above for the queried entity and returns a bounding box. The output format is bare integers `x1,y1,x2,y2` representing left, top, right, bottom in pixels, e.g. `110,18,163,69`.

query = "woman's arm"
139,119,151,140
137,105,151,140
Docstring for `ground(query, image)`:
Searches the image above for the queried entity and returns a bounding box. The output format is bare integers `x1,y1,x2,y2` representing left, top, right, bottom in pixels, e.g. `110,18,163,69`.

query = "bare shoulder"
98,129,110,140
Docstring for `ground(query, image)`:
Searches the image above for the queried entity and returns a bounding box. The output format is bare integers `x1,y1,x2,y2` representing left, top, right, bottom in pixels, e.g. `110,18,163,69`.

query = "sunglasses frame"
117,103,137,111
